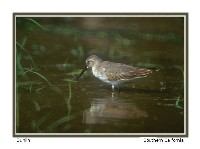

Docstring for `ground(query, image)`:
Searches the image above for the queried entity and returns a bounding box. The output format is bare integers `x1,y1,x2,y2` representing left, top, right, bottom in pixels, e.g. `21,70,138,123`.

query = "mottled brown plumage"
77,55,158,91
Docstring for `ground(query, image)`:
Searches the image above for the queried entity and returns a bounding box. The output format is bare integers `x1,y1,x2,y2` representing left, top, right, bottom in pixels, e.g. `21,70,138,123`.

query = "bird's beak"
75,65,88,80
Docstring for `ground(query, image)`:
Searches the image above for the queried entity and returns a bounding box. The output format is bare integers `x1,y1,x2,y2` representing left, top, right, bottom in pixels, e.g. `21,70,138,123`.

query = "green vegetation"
47,24,183,43
16,18,60,132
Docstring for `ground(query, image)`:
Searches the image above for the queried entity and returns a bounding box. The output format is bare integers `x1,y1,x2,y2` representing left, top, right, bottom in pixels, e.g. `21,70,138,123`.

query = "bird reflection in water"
82,97,148,125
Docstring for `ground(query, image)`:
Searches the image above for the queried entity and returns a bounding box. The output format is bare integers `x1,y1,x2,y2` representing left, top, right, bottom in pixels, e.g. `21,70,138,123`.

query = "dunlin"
76,55,158,92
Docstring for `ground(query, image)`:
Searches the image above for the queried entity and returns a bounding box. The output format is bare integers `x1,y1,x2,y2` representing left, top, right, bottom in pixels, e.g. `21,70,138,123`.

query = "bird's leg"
112,85,120,93
112,85,115,92
111,85,116,98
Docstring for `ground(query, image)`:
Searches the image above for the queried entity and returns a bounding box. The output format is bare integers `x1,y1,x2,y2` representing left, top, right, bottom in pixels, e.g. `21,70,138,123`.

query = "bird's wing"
100,61,154,81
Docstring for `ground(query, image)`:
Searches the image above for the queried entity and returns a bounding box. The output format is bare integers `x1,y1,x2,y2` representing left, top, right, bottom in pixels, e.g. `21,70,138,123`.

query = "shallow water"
15,16,185,134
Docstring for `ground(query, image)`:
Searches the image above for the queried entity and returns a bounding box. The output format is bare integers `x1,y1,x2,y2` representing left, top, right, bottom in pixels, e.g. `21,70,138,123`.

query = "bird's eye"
87,60,92,65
